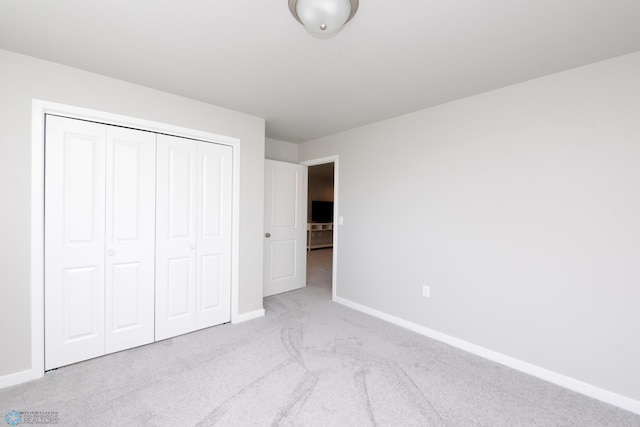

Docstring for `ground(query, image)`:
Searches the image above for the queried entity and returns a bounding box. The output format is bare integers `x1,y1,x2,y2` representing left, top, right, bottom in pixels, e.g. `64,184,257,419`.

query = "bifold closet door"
45,116,107,370
104,126,156,354
155,134,232,341
196,140,232,329
45,116,156,370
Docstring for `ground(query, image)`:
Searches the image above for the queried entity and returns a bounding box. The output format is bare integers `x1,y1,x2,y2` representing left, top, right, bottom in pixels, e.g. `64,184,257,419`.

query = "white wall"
299,51,640,403
265,137,298,163
0,49,265,378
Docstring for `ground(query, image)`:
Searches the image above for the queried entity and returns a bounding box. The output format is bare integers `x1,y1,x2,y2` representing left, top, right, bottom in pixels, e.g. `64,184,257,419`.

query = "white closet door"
45,116,107,370
196,142,232,329
156,135,232,340
104,126,156,354
155,135,198,340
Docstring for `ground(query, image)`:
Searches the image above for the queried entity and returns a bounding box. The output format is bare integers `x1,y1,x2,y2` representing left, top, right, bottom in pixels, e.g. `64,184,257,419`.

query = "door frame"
29,99,240,382
300,156,339,301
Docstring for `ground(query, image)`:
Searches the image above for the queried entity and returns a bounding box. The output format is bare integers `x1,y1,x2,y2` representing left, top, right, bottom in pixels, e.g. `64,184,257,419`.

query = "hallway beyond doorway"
306,248,332,296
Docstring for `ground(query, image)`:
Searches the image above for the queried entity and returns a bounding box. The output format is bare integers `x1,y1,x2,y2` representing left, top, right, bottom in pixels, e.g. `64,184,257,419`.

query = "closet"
44,115,232,370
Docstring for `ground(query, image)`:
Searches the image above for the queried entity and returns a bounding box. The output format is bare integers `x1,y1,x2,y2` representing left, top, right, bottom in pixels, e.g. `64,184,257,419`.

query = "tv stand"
307,223,333,250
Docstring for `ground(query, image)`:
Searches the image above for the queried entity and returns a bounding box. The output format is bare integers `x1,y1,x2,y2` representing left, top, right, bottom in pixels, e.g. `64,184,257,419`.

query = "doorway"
302,157,338,300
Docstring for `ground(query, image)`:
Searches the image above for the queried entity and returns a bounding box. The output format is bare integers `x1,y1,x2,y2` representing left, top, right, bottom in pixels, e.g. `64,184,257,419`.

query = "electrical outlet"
422,285,430,298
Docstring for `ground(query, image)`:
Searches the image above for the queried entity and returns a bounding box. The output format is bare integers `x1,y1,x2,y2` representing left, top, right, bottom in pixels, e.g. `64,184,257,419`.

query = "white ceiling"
1,1,640,143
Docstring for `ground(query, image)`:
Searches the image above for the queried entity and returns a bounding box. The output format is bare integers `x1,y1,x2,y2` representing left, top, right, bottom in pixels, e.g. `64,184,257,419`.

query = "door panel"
45,115,106,370
196,143,232,328
201,152,223,237
269,240,297,280
169,147,195,239
263,160,307,297
200,255,221,310
62,266,102,342
64,138,101,243
271,169,297,227
167,257,193,318
110,262,142,330
104,126,156,354
156,135,198,340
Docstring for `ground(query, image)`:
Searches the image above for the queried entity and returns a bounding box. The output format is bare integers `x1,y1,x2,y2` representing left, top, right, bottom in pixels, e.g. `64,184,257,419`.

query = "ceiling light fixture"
289,0,359,34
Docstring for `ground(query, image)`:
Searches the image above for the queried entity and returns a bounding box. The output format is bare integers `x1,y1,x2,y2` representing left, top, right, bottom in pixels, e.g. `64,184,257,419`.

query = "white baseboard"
232,308,265,324
334,295,640,416
0,368,42,390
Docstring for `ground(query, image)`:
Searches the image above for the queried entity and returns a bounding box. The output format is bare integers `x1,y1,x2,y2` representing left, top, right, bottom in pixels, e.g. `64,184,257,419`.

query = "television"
311,201,333,223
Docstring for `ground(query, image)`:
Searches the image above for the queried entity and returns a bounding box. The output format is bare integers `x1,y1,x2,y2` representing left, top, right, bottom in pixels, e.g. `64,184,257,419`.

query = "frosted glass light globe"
295,0,352,33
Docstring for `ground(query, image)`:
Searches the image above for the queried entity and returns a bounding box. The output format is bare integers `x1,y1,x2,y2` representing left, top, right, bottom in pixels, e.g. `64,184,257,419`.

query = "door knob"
265,233,271,238
107,250,115,256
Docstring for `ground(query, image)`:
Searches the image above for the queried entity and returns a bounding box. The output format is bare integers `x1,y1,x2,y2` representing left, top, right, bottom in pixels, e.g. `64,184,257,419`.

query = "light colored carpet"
1,248,638,426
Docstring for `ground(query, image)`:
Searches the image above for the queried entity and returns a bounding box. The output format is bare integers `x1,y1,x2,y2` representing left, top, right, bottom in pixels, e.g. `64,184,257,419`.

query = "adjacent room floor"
1,248,638,426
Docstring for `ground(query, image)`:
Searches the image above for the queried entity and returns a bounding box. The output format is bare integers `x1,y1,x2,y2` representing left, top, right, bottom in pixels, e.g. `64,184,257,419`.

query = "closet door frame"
29,100,240,382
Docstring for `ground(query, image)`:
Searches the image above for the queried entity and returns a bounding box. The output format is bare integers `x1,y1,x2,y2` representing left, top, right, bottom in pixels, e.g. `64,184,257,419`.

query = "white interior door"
263,160,307,297
155,135,198,340
104,126,156,354
45,116,107,370
196,142,232,329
